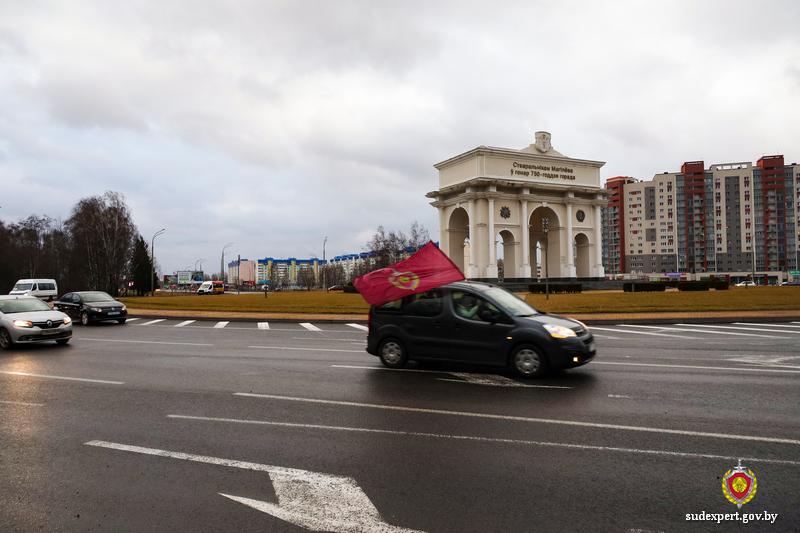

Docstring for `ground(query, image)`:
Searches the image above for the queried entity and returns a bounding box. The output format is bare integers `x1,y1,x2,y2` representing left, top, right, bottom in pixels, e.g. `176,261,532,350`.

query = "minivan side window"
451,291,503,323
403,290,443,317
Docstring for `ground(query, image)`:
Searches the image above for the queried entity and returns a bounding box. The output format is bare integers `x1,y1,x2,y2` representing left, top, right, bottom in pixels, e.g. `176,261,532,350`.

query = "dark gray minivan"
366,281,595,378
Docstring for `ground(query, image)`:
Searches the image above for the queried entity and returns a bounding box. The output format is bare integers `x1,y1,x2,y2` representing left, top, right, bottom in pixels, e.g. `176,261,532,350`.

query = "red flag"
353,242,465,306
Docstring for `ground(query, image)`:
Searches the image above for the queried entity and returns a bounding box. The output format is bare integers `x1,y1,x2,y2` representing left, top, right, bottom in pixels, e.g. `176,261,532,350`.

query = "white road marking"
257,322,270,330
594,361,800,374
299,322,322,332
589,326,700,339
734,322,800,329
174,320,196,328
139,319,165,326
621,324,788,339
608,394,632,399
0,371,124,385
249,345,364,353
678,324,800,339
213,321,230,329
346,323,369,331
725,355,800,369
167,415,800,467
671,324,790,338
332,364,571,388
232,393,800,446
81,338,213,347
125,318,140,322
85,440,421,533
592,334,623,340
0,400,44,406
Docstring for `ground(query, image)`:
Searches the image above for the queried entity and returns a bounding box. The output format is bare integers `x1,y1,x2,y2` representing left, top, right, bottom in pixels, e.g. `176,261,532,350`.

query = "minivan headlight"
543,324,577,339
13,320,33,328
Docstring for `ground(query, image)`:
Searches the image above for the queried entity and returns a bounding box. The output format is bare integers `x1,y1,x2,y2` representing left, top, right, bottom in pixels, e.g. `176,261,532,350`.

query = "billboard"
177,271,193,284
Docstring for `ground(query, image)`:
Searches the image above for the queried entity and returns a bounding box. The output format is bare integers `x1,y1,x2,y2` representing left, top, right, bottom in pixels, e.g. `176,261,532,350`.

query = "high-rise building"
602,156,799,277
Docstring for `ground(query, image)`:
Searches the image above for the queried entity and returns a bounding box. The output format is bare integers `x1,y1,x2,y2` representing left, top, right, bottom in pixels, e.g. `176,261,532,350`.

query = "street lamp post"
322,236,328,291
150,228,166,295
220,243,234,283
542,217,550,301
194,258,203,272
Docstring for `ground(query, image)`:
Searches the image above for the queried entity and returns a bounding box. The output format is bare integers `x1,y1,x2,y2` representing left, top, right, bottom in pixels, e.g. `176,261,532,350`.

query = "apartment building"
602,156,799,277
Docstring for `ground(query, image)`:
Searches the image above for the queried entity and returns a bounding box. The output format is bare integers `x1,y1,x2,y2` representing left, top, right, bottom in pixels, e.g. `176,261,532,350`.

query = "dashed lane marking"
299,323,322,332
330,365,571,388
0,371,124,385
257,322,270,330
594,361,800,374
346,323,369,331
0,400,44,407
734,322,800,329
248,345,364,353
81,337,213,347
174,320,195,327
231,393,800,446
166,415,800,467
213,321,230,329
139,319,165,326
589,326,700,339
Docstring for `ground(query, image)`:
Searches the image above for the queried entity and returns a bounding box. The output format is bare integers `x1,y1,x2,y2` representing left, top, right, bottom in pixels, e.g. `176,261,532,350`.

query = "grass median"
120,287,800,316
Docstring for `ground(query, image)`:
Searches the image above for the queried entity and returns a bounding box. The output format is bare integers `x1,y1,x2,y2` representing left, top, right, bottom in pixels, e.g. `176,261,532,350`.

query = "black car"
54,291,128,325
366,281,595,378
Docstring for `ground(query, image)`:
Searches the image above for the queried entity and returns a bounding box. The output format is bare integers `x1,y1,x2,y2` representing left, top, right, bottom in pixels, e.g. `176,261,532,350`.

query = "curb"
127,312,800,326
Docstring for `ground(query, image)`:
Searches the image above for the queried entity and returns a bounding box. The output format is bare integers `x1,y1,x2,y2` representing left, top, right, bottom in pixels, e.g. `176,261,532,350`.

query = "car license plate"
108,311,120,316
589,342,596,352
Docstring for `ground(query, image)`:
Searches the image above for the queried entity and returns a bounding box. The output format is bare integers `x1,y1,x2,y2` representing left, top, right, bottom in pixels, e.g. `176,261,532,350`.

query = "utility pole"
237,254,241,294
150,228,166,295
322,236,328,291
220,242,233,283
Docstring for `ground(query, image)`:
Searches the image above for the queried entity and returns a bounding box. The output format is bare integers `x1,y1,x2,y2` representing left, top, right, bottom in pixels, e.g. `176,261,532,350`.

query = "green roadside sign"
790,270,800,276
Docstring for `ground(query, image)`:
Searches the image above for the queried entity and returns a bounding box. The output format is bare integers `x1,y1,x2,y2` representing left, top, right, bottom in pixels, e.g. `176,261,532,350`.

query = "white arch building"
427,132,607,280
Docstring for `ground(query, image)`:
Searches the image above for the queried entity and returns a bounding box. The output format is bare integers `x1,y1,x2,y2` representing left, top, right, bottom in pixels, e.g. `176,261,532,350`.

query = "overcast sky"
2,1,799,273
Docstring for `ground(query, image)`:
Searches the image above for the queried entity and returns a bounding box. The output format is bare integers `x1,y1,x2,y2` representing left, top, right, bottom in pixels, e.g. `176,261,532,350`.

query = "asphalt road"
1,318,799,532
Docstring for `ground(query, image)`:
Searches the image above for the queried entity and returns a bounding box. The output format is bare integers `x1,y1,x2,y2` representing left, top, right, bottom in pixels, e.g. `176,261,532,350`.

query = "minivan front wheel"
511,344,548,378
379,338,407,369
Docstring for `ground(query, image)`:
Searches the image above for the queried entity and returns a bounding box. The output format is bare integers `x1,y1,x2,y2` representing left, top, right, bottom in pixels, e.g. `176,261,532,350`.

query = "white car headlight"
91,307,103,312
543,324,577,339
121,305,127,312
13,320,33,328
63,316,72,325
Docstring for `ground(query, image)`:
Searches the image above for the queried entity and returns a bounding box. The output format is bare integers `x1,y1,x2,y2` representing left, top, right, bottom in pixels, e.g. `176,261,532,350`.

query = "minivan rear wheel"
379,338,407,369
510,344,548,378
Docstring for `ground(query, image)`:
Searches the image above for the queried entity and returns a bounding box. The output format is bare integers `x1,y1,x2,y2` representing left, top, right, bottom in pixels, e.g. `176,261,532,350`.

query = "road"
1,318,799,532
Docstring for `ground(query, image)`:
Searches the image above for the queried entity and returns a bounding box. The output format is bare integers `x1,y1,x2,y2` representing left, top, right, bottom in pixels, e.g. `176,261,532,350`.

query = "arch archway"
447,207,469,273
496,230,517,281
529,207,561,279
574,232,591,278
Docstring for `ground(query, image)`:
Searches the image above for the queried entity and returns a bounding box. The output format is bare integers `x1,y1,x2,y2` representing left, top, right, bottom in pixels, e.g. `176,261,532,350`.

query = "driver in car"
455,293,481,319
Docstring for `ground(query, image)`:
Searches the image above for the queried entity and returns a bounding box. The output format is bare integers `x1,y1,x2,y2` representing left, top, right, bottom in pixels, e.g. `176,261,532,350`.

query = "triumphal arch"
427,132,606,280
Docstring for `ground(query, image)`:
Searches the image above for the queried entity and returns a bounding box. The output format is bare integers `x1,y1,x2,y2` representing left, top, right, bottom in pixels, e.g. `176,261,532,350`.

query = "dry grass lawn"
121,287,800,315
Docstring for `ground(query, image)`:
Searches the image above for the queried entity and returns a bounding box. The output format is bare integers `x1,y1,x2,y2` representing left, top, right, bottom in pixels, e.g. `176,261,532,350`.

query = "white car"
0,295,72,349
9,278,58,301
735,281,756,287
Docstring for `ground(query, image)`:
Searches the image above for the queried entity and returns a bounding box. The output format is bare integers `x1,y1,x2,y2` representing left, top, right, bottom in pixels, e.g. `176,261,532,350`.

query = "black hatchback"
54,291,128,325
366,281,595,378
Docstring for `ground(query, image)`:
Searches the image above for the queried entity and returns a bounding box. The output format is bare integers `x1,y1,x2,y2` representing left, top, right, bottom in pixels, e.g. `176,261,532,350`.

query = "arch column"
467,199,478,278
487,197,498,278
565,202,576,278
594,204,605,277
519,198,531,278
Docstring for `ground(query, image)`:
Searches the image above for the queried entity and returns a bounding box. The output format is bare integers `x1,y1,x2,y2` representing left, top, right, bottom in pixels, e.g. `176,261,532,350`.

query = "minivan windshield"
485,287,539,317
13,283,33,291
81,292,115,303
0,298,51,313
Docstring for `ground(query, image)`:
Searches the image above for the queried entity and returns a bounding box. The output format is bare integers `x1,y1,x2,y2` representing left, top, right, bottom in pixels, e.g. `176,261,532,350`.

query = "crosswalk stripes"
138,319,165,326
347,323,369,332
299,322,322,332
257,322,270,330
174,320,195,328
213,321,229,329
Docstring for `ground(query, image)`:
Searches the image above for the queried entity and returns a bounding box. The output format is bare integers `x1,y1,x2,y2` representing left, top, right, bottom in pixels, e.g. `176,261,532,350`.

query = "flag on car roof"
353,241,465,306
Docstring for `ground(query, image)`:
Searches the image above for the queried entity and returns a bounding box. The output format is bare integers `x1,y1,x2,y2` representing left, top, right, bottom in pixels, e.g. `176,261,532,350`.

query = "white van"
9,279,59,301
197,281,213,295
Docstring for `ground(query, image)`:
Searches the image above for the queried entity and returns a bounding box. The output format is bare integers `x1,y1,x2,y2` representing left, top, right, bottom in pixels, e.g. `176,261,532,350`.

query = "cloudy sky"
1,1,798,273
